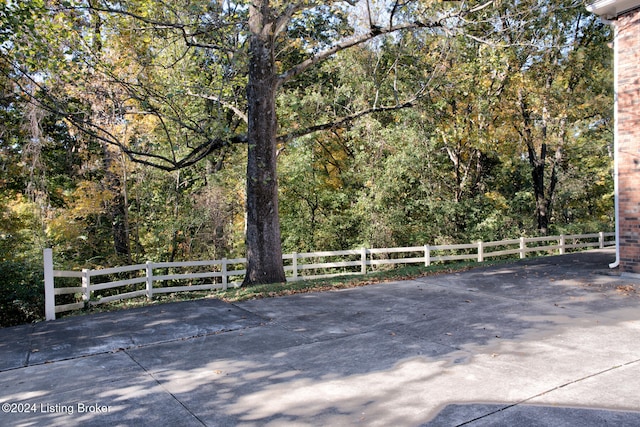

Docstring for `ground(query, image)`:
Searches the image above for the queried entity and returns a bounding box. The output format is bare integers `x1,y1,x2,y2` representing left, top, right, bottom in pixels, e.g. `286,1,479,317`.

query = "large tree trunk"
243,1,286,285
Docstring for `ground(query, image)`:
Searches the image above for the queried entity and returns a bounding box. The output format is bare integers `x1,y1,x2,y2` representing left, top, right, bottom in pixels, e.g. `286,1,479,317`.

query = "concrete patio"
1,248,640,426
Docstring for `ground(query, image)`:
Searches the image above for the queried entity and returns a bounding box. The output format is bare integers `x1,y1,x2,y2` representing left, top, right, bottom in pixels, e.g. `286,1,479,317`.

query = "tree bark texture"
243,1,286,285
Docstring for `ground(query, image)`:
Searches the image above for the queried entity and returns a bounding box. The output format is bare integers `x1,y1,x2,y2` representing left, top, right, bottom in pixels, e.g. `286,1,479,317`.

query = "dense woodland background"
1,0,613,325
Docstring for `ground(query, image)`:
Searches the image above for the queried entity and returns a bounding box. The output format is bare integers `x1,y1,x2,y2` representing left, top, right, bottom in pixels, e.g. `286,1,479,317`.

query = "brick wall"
617,9,640,273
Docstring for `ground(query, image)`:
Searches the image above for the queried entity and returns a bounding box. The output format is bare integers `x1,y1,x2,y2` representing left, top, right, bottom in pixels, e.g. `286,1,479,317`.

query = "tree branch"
5,57,246,172
277,19,440,88
277,0,495,88
276,99,417,144
72,3,238,53
186,91,248,124
274,2,306,37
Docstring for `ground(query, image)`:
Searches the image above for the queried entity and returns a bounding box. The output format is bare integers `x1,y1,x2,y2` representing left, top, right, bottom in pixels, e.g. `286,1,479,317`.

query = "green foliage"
0,261,43,327
0,0,615,325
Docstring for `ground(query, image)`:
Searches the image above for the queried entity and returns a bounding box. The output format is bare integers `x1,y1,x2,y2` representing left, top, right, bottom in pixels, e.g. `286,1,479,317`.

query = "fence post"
559,235,565,255
477,241,484,262
81,269,90,303
44,249,56,321
222,258,228,290
424,245,431,267
146,261,154,300
519,237,526,259
361,248,367,274
292,252,298,281
599,231,605,249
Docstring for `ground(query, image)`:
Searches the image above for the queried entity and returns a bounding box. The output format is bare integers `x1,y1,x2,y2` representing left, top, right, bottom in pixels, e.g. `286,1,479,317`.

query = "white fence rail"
44,232,615,320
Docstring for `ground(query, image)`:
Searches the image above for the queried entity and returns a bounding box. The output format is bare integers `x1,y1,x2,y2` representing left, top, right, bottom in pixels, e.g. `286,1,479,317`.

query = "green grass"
61,258,515,319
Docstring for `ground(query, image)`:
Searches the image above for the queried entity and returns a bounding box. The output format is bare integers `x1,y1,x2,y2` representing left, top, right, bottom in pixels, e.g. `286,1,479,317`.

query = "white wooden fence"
44,232,615,320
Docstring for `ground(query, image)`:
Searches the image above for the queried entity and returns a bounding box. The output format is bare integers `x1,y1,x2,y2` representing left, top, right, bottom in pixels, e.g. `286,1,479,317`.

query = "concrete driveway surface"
1,248,640,426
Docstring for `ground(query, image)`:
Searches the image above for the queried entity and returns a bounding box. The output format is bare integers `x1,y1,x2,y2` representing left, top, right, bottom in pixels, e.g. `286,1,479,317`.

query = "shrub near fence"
44,232,615,320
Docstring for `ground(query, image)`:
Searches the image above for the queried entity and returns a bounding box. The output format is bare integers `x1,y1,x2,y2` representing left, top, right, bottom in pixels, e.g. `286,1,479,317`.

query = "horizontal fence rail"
44,232,615,320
